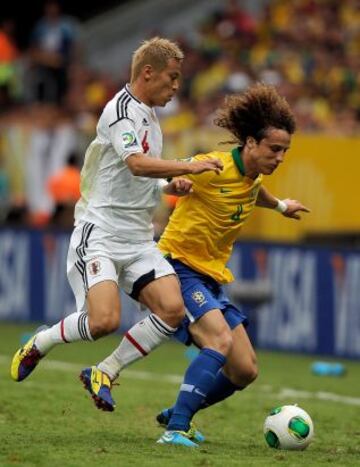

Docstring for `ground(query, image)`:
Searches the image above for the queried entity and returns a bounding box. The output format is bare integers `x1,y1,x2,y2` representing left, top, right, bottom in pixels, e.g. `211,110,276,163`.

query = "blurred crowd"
0,0,359,228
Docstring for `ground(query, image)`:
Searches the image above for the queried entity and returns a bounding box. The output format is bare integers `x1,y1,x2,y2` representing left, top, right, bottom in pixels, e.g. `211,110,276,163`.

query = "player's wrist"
182,161,194,174
274,199,288,213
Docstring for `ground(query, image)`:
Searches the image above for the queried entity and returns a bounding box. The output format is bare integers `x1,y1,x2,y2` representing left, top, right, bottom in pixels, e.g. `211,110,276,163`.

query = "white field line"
0,355,182,384
2,354,360,406
278,388,360,406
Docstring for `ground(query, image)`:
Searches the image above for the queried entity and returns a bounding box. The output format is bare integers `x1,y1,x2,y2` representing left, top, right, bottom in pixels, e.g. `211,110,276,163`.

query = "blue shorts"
167,258,248,346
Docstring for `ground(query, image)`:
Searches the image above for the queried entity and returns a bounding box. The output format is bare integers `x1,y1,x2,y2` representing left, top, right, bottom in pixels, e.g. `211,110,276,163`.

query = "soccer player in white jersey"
11,37,222,411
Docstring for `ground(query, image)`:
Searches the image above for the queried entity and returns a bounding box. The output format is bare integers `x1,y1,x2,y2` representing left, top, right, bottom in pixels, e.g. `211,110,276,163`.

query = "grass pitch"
1,323,359,467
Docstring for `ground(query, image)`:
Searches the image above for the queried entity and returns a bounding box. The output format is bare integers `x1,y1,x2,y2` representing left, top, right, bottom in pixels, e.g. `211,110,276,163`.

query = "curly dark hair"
214,83,296,145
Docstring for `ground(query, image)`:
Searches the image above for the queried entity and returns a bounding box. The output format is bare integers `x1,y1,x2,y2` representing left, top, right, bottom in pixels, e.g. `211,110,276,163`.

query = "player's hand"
190,158,223,175
163,178,193,196
282,199,311,220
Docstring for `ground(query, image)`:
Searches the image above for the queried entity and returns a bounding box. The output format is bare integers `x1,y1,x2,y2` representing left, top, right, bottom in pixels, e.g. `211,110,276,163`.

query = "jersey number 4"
142,131,149,153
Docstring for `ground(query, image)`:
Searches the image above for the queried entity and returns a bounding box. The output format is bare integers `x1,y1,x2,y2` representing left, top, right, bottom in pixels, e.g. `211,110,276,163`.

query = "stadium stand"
0,0,359,231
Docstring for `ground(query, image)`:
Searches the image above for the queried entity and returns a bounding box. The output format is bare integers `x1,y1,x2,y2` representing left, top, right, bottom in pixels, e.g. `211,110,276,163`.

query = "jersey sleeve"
108,118,143,161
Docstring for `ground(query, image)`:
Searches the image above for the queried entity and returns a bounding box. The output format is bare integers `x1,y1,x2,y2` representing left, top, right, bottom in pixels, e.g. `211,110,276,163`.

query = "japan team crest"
88,260,101,276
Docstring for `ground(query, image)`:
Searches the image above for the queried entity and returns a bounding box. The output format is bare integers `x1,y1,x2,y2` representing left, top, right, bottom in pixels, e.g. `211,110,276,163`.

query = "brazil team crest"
191,290,207,306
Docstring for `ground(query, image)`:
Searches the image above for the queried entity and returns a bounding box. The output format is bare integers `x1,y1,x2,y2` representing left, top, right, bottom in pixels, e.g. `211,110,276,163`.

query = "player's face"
147,58,182,107
251,128,291,175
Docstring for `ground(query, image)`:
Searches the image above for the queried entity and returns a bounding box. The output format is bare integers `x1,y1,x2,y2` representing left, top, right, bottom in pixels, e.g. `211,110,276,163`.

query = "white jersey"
74,84,165,241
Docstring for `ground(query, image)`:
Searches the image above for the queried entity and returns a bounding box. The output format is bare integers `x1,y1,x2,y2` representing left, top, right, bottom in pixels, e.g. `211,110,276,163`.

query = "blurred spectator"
27,0,80,105
0,152,10,221
160,98,197,135
1,0,359,229
187,0,360,134
0,18,19,110
215,0,257,42
23,104,78,226
47,152,81,228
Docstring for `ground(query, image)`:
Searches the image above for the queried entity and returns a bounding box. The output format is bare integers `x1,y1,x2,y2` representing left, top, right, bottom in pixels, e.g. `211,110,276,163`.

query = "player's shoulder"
193,150,230,163
103,85,141,127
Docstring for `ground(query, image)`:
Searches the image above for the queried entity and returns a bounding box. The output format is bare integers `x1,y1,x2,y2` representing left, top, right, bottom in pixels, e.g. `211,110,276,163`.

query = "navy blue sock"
165,369,243,420
167,348,226,432
200,369,243,408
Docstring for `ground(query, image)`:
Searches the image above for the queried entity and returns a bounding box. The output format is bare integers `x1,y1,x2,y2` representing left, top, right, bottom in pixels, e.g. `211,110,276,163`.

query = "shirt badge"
121,131,138,149
191,290,207,306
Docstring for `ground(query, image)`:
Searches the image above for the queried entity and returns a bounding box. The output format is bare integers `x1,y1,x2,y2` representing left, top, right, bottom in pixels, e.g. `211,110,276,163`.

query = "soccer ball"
263,404,314,450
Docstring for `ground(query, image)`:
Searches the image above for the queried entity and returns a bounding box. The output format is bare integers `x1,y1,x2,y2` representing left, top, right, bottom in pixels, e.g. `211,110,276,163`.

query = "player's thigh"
189,309,233,355
87,279,121,327
68,251,120,335
139,274,185,327
223,324,258,386
121,244,184,326
67,222,121,319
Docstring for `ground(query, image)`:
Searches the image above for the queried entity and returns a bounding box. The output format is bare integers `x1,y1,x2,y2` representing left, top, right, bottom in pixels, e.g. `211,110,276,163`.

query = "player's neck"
128,82,152,107
242,149,259,179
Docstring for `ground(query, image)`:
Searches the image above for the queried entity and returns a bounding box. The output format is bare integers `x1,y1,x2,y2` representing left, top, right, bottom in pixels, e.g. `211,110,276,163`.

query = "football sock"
35,312,93,354
167,348,226,432
97,314,176,381
200,369,244,408
164,369,243,421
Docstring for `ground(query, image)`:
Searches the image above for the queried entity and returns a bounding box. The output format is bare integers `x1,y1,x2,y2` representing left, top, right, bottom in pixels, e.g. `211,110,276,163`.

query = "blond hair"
130,37,184,82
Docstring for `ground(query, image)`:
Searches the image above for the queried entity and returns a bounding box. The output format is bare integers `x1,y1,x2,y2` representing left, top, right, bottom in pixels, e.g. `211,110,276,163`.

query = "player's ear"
246,136,257,148
143,64,153,81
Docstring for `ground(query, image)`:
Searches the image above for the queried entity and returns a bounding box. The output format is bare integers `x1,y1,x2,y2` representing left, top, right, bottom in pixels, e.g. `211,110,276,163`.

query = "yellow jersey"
158,148,263,283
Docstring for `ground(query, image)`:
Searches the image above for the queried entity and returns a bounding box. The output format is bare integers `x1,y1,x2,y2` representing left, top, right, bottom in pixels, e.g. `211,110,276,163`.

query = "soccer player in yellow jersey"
155,84,310,446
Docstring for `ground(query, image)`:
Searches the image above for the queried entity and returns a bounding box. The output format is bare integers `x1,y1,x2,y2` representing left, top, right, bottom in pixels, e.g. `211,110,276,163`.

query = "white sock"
35,311,94,354
97,313,176,380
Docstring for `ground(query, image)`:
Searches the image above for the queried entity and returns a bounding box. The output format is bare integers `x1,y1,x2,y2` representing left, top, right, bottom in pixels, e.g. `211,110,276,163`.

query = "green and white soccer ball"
263,404,314,450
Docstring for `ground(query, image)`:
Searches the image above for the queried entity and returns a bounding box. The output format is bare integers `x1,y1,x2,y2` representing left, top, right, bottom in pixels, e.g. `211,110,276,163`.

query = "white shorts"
67,222,175,312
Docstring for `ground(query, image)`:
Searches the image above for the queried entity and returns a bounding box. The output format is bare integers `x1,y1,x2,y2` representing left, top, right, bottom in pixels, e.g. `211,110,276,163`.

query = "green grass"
1,323,359,466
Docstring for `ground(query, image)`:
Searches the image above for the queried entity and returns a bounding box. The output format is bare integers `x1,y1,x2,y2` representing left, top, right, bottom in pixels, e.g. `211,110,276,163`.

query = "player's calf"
225,360,258,388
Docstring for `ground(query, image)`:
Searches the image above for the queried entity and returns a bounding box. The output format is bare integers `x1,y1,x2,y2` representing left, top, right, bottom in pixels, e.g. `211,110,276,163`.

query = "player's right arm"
106,107,222,178
179,153,223,187
125,153,222,178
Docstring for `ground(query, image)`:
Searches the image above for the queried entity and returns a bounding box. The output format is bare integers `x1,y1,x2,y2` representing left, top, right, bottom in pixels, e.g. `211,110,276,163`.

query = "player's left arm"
162,178,193,197
256,185,310,220
158,153,218,197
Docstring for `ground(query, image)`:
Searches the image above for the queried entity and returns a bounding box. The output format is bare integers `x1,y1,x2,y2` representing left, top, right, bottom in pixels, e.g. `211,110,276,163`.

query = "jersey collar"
125,84,141,104
231,147,245,176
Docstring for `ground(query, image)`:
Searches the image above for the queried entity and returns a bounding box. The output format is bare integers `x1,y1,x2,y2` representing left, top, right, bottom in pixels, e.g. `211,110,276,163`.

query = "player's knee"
88,307,120,338
242,363,258,385
224,353,258,387
214,329,233,356
152,298,185,328
197,328,233,356
236,361,258,387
